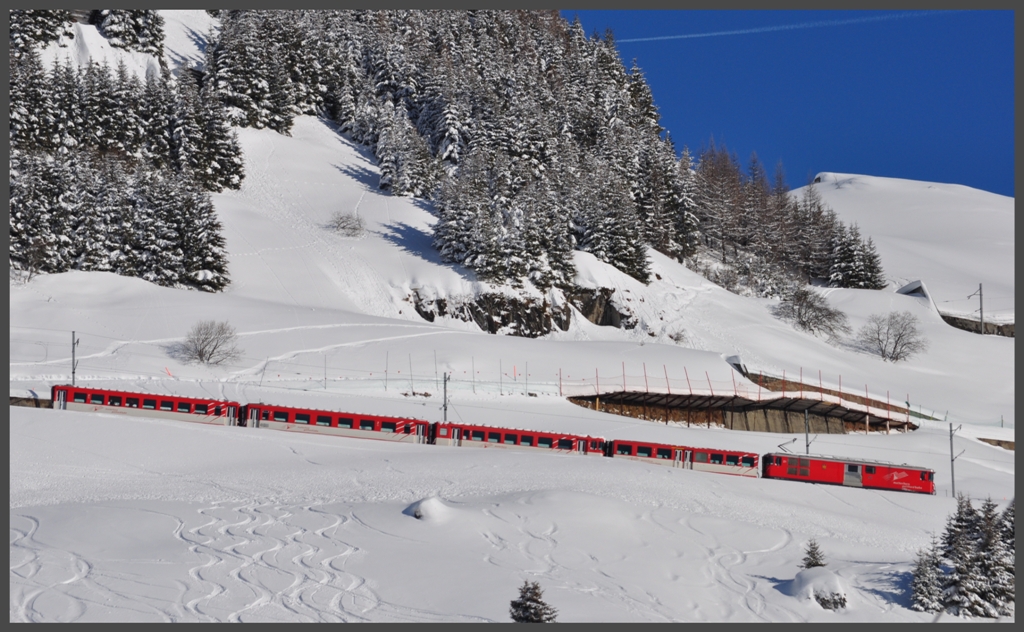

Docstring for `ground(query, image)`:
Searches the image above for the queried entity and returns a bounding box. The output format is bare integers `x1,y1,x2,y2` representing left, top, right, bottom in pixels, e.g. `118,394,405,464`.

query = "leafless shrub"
856,311,928,362
669,330,689,345
177,320,243,365
328,211,365,237
776,287,851,343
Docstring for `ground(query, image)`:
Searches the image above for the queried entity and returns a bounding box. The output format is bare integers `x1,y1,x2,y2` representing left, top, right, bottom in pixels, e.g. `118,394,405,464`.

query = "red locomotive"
47,385,936,494
761,452,935,494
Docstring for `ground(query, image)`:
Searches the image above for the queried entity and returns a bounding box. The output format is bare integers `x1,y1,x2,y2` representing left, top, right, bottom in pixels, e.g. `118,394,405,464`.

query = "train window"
558,439,574,450
742,456,755,467
338,417,354,429
382,422,397,433
710,454,724,465
616,444,632,455
504,434,517,445
403,424,412,433
273,411,288,422
798,458,810,468
316,415,331,427
488,432,501,443
847,464,859,473
788,466,797,475
73,392,87,403
160,401,173,411
360,420,376,431
214,406,222,416
726,455,739,466
520,436,534,447
90,394,104,405
927,472,934,481
693,452,708,463
538,437,553,448
195,404,208,414
439,427,448,436
865,466,876,475
637,446,652,458
177,402,191,413
471,430,485,441
126,397,140,408
656,448,672,459
919,472,926,481
295,413,311,424
261,410,269,420
775,456,782,466
590,441,600,450
108,396,122,406
143,399,157,409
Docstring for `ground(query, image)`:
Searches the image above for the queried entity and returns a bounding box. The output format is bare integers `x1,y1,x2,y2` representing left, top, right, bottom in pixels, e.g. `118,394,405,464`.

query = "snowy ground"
9,11,1014,623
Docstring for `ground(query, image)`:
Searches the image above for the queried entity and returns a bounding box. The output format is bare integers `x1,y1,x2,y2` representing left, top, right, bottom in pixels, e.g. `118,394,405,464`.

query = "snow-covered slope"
9,11,1014,623
804,172,1014,323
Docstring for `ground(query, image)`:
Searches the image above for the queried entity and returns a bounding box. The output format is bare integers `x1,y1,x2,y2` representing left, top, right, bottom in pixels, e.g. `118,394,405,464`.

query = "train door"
577,440,586,454
843,463,863,487
683,449,693,469
673,449,683,468
416,424,426,445
55,388,67,410
227,405,237,426
451,427,461,447
248,407,261,429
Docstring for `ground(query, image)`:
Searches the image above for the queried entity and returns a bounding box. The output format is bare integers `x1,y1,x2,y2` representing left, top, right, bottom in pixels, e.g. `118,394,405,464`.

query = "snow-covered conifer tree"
911,535,945,613
800,538,827,569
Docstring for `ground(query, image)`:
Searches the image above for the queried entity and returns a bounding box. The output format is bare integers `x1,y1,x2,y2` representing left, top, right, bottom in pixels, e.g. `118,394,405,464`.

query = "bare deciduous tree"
857,310,928,362
328,211,365,237
776,287,851,343
179,320,242,365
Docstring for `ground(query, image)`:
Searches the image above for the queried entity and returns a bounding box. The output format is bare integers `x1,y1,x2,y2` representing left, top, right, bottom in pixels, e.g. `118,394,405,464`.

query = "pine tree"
10,10,74,58
800,538,826,569
911,535,945,613
860,236,887,289
1000,500,1014,561
50,58,84,154
509,581,558,623
10,46,56,151
975,498,1015,617
940,494,986,617
140,68,176,169
171,72,206,177
92,10,165,56
198,73,245,191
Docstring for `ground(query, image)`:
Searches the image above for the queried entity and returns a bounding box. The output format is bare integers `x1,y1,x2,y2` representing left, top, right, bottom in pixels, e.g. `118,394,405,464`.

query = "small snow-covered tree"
179,320,242,365
801,538,826,569
911,535,945,613
509,581,558,623
857,311,928,362
776,287,851,342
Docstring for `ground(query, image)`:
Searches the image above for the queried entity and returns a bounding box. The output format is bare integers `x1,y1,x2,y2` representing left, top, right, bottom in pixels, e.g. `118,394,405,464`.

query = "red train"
761,453,935,494
48,385,935,493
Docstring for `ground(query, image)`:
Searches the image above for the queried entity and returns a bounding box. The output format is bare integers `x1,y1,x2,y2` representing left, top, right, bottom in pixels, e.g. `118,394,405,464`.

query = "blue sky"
563,10,1014,197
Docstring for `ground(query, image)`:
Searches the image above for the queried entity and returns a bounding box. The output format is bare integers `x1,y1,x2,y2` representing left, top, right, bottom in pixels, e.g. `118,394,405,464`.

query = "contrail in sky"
615,11,962,44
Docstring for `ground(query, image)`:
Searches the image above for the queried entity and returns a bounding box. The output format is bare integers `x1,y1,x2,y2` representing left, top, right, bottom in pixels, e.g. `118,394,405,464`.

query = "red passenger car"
761,453,935,494
608,440,759,477
51,385,239,425
240,402,430,444
434,422,605,456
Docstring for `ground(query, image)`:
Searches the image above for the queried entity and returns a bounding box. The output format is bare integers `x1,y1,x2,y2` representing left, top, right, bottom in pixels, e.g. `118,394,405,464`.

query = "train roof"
763,452,933,471
436,424,602,438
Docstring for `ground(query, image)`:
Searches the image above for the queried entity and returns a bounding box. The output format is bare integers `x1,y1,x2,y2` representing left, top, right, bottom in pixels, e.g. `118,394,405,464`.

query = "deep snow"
9,10,1014,623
